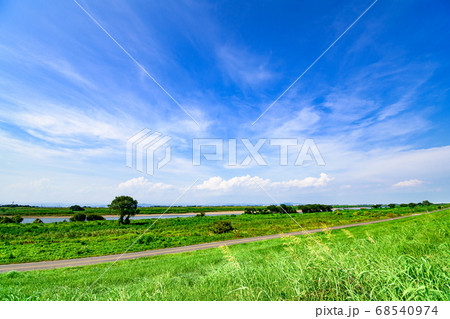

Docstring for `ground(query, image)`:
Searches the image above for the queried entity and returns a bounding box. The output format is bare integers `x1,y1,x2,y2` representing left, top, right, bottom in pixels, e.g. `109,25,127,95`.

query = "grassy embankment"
0,205,446,264
0,206,249,217
0,210,448,300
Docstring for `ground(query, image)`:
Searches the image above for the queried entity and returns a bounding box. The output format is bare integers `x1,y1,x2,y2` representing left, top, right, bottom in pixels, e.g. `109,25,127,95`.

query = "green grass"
0,206,249,217
0,210,448,301
0,206,442,264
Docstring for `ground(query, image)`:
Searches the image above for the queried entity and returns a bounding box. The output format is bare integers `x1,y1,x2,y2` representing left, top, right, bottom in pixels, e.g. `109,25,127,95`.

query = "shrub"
70,213,86,222
244,208,255,214
0,216,23,223
86,214,105,221
298,204,332,214
245,205,296,215
0,216,23,224
196,212,206,217
70,205,85,212
212,221,234,234
33,218,44,224
267,205,281,214
12,216,23,223
0,216,13,224
245,207,273,214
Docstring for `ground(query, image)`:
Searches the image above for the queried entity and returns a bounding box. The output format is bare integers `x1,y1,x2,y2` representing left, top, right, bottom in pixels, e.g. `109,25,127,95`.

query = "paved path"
0,210,444,273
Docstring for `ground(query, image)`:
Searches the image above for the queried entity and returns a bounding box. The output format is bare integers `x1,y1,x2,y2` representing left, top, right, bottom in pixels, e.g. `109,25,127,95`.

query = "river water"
20,207,370,224
21,213,241,224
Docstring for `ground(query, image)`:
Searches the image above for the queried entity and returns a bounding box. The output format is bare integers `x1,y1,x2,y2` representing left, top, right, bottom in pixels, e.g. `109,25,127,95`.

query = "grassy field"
0,210,448,301
0,205,445,264
0,206,249,217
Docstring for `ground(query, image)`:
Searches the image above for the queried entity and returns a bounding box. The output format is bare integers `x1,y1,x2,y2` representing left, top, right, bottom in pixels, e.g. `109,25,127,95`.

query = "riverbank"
2,205,445,264
1,210,449,300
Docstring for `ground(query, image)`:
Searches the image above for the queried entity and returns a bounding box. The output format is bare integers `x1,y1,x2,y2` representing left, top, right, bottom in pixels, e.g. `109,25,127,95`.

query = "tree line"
244,204,332,215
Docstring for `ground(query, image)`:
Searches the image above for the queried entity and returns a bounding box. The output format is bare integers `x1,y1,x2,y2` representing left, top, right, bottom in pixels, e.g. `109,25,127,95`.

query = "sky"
0,0,449,206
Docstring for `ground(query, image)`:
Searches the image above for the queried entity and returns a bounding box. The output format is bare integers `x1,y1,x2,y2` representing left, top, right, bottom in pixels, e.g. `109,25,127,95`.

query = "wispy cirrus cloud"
216,45,276,88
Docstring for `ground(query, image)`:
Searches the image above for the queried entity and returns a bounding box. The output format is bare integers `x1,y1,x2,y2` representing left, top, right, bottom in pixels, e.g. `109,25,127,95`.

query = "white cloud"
195,175,265,191
195,173,332,192
393,179,423,188
114,174,333,203
118,177,173,191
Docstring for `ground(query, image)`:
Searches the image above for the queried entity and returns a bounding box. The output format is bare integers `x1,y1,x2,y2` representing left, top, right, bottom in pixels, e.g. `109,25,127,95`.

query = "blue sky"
1,0,449,205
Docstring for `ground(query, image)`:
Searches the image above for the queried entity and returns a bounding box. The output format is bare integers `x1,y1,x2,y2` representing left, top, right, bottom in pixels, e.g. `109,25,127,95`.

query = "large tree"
108,196,139,224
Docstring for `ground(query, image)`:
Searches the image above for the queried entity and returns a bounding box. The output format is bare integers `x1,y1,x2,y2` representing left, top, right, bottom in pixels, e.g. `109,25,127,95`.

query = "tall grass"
0,210,448,300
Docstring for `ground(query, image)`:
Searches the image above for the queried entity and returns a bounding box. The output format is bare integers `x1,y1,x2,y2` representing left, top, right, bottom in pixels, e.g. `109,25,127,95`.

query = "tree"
421,200,432,206
280,204,296,214
108,196,139,224
70,205,85,212
408,202,417,208
372,204,382,209
388,203,396,209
